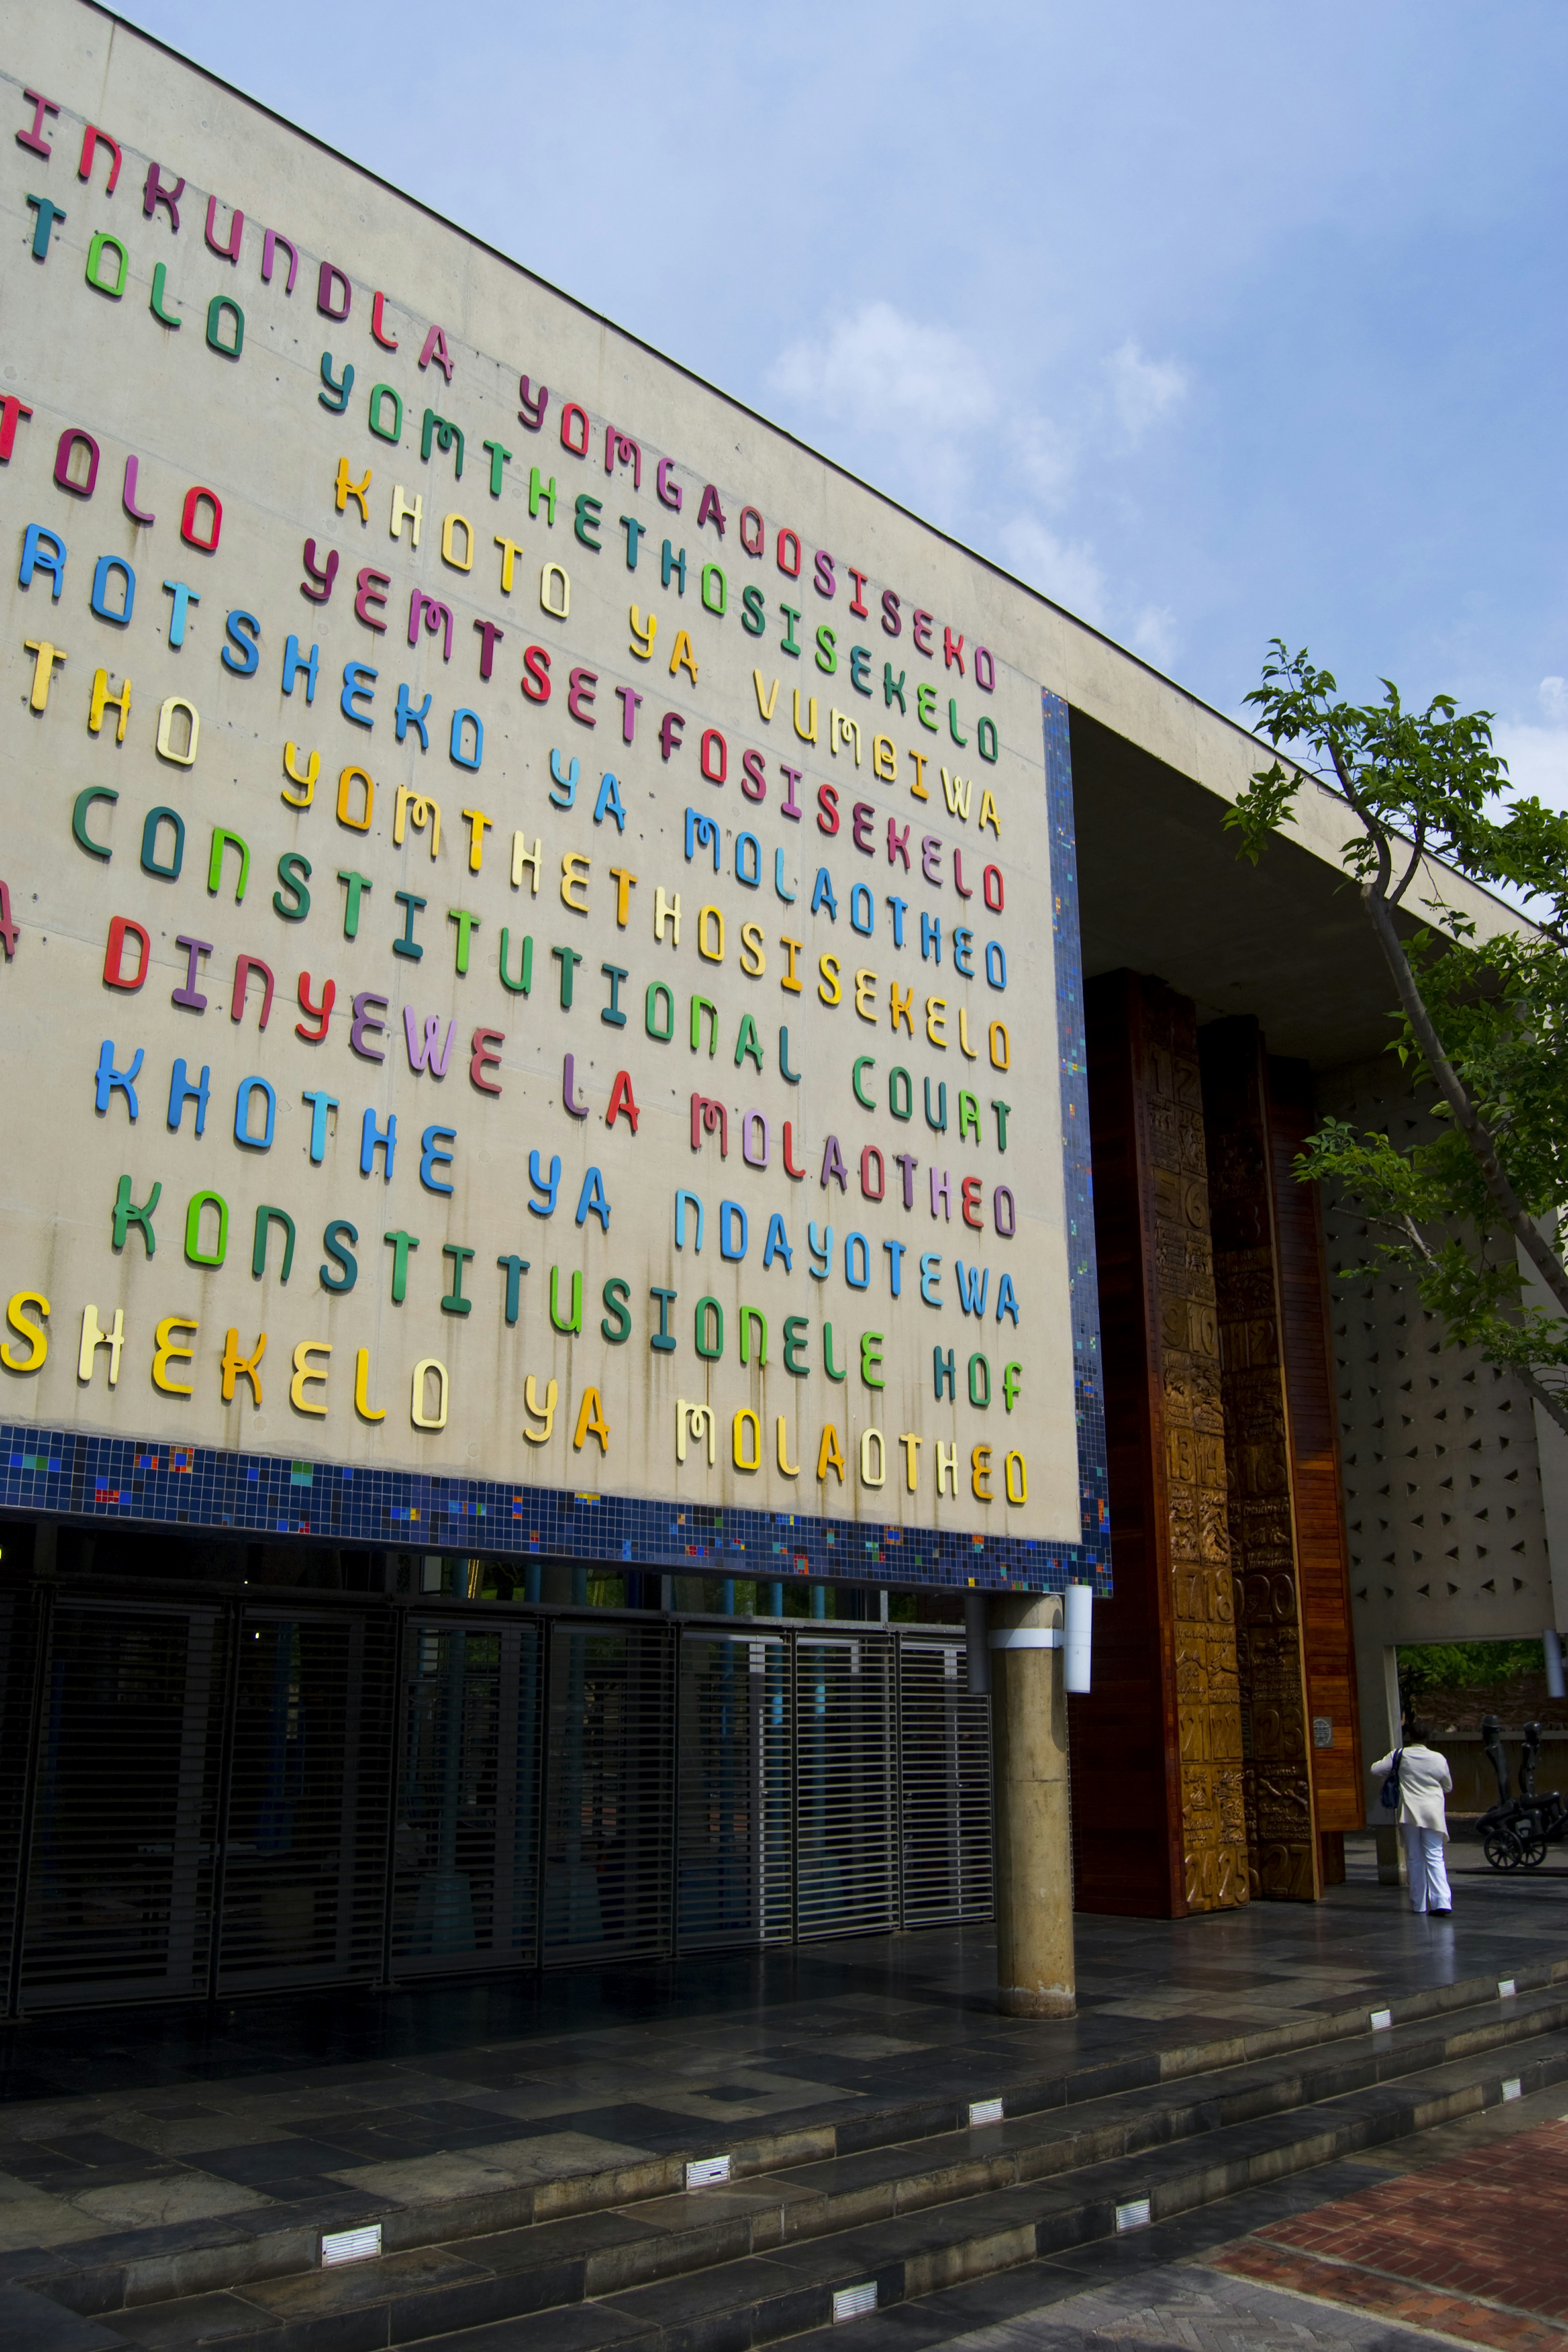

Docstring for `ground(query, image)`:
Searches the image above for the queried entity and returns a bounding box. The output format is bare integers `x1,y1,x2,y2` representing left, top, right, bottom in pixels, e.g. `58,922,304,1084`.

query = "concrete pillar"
991,1591,1076,2017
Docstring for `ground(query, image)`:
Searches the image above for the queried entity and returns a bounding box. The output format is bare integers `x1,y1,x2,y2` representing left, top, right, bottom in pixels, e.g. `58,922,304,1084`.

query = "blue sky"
123,1,1568,793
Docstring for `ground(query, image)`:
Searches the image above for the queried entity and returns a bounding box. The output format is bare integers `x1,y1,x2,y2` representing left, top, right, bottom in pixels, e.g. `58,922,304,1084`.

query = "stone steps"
16,1973,1567,2351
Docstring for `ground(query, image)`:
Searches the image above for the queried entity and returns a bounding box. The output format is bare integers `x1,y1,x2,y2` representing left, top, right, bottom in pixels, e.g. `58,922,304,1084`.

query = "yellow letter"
411,1357,448,1430
78,1304,125,1385
394,786,441,858
676,1399,716,1464
831,710,861,764
629,604,657,659
23,640,65,713
697,905,725,962
462,807,492,872
776,1414,799,1476
334,457,371,522
574,1387,610,1452
88,668,131,742
816,1423,846,1483
291,1340,330,1414
389,484,422,544
2,1292,49,1372
156,695,199,766
282,742,319,808
753,671,779,722
153,1314,198,1396
354,1346,386,1422
523,1374,558,1442
668,628,698,685
220,1327,265,1405
561,852,590,913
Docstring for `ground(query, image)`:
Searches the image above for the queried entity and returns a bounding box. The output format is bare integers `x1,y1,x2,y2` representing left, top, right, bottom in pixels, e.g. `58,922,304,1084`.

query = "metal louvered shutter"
897,1638,994,1926
215,1608,394,1991
19,1600,224,2006
0,1586,47,2009
392,1616,541,1972
676,1630,791,1950
541,1621,673,1963
794,1633,896,1940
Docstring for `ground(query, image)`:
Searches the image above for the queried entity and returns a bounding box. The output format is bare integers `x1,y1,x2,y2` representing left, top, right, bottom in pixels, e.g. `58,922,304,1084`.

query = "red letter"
470,1028,504,1094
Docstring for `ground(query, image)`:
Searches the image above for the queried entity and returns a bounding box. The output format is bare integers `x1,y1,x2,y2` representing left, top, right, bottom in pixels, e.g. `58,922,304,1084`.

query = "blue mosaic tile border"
1045,688,1111,1597
0,696,1109,1597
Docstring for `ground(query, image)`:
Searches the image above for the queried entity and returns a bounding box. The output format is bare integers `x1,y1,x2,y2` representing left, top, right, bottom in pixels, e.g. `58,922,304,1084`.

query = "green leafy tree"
1226,641,1568,1438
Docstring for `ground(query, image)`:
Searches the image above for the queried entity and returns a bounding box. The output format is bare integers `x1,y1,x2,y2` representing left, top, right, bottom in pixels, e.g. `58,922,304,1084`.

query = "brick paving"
1214,2113,1568,2347
858,2263,1466,2348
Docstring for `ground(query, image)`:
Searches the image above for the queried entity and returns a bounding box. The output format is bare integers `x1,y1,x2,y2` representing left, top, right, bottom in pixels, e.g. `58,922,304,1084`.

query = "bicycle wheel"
1484,1828,1523,1870
1520,1830,1548,1868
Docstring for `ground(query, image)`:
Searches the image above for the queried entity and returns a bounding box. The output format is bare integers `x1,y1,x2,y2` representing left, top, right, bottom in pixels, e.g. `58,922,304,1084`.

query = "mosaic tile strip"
1,697,1107,1597
1045,687,1113,1597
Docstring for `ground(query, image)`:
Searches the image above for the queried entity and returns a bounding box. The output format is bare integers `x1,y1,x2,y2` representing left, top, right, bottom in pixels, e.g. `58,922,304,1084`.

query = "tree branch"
1512,1363,1568,1443
1360,882,1568,1320
1390,813,1427,910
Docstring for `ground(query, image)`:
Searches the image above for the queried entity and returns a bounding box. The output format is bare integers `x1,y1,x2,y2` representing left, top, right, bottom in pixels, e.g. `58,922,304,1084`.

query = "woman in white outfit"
1370,1722,1453,1914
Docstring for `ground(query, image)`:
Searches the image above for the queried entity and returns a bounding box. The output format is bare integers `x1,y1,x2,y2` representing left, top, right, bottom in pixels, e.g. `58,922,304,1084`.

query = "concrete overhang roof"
1038,621,1532,1074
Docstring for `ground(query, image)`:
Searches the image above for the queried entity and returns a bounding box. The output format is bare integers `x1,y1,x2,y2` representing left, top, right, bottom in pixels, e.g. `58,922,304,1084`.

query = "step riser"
545,2004,1568,2286
394,2047,1568,2352
33,2006,1568,2332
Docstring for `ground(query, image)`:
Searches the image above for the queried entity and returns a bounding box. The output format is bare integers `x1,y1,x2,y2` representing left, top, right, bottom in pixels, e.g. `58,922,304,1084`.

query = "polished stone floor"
0,1839,1561,2270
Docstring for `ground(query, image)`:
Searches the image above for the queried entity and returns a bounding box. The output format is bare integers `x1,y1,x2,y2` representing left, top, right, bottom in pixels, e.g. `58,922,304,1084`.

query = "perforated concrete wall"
1316,1055,1558,1789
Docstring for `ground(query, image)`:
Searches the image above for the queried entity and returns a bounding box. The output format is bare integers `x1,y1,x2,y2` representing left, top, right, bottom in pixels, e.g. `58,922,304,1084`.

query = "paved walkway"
0,1852,1561,2267
1216,2112,1568,2346
906,2267,1460,2348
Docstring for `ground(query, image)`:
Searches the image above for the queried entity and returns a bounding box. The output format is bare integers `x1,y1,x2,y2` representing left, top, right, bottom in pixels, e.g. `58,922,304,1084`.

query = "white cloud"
1489,677,1568,811
1015,413,1077,505
769,305,1184,656
1130,604,1180,670
1106,338,1188,443
771,301,996,441
1492,721,1568,809
996,515,1107,628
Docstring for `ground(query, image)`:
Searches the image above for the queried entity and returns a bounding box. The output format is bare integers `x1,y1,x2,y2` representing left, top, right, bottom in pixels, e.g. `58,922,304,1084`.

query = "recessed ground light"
968,2098,1004,2126
1115,2199,1152,2232
322,2225,381,2266
686,2156,732,2188
833,2283,878,2322
1370,2008,1393,2031
1503,2078,1522,2102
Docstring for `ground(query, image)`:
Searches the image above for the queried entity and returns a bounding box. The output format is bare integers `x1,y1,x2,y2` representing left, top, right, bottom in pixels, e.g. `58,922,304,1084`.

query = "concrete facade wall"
1318,1054,1557,1798
0,2,1099,1549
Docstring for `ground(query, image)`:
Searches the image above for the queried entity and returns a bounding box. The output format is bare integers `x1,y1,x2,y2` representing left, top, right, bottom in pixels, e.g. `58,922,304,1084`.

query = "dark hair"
1405,1718,1430,1744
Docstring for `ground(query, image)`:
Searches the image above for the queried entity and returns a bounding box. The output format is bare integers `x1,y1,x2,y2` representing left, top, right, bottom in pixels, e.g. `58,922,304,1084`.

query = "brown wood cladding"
1076,972,1248,1918
1200,1019,1320,1902
1267,1056,1365,1832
